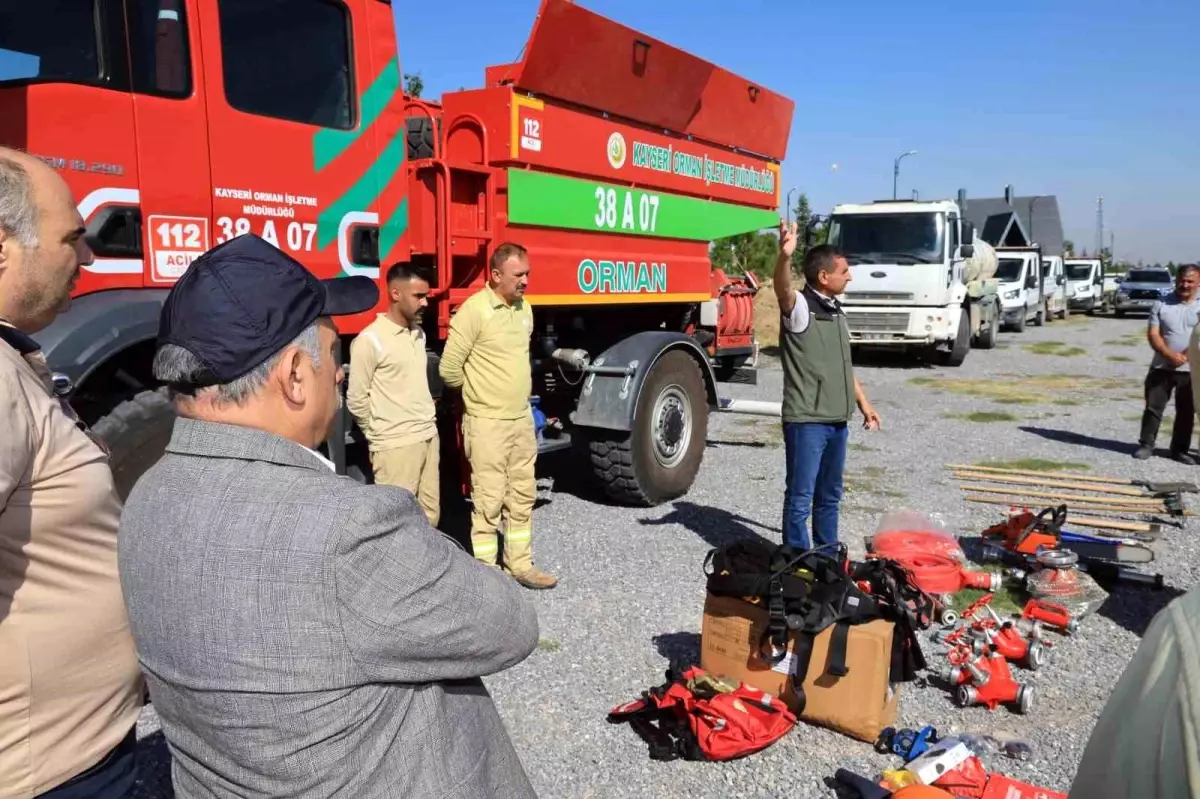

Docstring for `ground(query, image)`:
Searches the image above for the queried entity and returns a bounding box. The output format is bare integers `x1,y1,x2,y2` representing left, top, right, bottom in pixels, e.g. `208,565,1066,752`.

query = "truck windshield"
996,258,1025,282
0,3,101,85
827,213,944,265
1065,263,1093,280
1126,269,1172,284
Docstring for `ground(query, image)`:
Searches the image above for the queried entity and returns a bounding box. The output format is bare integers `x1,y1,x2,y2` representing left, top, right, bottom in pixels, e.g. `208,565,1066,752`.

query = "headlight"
1003,289,1020,300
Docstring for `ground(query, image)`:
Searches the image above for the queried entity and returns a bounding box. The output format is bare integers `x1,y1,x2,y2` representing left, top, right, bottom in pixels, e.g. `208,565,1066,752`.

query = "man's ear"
0,228,10,270
275,346,306,405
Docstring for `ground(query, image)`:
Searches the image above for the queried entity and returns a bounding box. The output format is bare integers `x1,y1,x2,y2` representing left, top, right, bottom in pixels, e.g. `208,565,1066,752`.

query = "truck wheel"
936,313,971,367
973,309,999,350
91,387,176,501
1014,311,1026,333
1034,303,1046,327
587,351,708,506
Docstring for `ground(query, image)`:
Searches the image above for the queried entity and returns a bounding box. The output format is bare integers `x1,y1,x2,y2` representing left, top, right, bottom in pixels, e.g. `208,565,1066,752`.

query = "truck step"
537,433,573,455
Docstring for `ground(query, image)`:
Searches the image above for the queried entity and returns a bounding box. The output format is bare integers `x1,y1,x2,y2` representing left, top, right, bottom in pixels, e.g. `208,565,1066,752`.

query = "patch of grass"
736,417,763,427
1104,338,1139,347
1107,355,1133,362
944,411,1019,423
910,375,1124,405
1025,341,1086,357
993,397,1039,405
849,443,876,452
1053,398,1082,406
973,458,1090,472
1024,341,1068,355
952,584,1025,616
537,638,562,653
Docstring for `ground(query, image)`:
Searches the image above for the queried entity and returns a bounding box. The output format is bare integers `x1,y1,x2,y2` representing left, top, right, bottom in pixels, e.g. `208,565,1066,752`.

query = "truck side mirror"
1093,275,1102,285
963,225,975,245
1057,275,1065,285
1025,274,1038,289
961,244,975,259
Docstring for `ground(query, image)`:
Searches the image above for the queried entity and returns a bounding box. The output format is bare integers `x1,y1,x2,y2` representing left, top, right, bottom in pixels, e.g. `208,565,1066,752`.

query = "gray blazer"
118,417,539,798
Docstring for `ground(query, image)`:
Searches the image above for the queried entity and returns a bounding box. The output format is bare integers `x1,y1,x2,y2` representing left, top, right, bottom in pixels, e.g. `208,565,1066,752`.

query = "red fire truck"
0,0,794,506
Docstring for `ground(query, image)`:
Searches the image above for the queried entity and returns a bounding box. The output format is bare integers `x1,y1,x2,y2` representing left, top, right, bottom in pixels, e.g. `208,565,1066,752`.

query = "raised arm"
335,489,538,682
773,218,799,316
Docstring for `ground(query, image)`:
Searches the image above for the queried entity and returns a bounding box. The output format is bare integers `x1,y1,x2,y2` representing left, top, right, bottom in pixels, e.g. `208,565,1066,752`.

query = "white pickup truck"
996,247,1045,331
1064,258,1108,314
1041,255,1068,320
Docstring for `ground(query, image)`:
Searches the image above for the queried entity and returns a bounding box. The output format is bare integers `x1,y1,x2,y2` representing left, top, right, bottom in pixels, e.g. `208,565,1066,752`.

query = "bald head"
0,147,93,333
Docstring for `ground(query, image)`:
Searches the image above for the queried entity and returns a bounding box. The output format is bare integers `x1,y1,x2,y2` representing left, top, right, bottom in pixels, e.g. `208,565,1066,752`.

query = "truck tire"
1034,302,1046,327
588,351,708,506
91,387,176,501
973,308,999,350
1014,310,1027,333
936,312,971,367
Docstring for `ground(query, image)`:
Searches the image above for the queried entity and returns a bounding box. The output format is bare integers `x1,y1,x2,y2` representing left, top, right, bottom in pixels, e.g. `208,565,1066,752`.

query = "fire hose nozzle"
550,348,590,370
964,661,990,686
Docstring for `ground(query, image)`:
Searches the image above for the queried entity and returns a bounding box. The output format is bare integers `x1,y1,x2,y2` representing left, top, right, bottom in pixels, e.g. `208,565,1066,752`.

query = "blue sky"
395,0,1198,263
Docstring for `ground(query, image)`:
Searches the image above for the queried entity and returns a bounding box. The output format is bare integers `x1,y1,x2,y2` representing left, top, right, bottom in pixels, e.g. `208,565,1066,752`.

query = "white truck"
1041,255,1068,320
995,246,1045,332
1064,257,1108,314
827,199,1001,366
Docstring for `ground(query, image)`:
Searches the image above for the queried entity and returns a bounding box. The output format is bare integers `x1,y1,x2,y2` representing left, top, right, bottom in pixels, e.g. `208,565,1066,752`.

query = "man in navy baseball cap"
151,233,379,453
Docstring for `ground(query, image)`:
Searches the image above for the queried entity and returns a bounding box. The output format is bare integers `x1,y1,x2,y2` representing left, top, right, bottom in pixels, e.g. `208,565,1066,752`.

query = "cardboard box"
700,591,899,742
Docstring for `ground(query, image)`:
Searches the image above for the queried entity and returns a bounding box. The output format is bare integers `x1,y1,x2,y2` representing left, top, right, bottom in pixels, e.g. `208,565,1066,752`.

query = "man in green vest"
773,220,881,551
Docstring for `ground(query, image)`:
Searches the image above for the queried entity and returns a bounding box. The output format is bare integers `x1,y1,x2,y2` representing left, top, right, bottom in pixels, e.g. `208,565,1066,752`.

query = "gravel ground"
132,311,1197,798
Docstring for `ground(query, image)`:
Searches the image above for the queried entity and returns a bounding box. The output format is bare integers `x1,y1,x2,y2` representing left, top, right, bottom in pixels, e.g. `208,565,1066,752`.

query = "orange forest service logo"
607,132,627,169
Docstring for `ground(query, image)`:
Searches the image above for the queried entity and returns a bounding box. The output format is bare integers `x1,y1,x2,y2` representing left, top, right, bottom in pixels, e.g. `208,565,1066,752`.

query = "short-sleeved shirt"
346,314,437,452
1148,293,1200,372
781,288,841,334
0,323,143,796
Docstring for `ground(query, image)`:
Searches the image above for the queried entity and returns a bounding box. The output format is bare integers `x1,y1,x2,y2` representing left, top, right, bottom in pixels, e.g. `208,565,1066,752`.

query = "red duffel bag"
608,663,796,762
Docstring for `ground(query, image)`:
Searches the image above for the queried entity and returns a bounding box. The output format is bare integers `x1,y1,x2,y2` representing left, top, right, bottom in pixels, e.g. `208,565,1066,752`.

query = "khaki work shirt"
347,314,436,452
0,323,143,797
439,287,533,420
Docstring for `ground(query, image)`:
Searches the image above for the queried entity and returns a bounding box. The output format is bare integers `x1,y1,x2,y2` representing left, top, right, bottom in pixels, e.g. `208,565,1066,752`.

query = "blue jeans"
782,422,849,551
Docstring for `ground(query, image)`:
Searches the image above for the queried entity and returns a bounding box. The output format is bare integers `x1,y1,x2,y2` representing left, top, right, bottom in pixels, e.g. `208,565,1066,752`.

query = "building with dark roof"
963,195,1065,257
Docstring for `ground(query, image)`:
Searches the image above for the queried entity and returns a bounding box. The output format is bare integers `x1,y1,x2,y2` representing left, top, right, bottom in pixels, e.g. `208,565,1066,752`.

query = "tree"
788,192,828,276
1063,239,1076,257
403,72,424,98
710,231,780,279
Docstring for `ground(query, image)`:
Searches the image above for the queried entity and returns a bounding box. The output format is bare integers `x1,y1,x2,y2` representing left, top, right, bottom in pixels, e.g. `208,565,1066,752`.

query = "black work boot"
1132,445,1153,460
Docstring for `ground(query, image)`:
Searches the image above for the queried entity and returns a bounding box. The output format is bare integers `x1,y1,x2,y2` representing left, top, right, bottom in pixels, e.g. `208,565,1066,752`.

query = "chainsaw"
982,505,1154,565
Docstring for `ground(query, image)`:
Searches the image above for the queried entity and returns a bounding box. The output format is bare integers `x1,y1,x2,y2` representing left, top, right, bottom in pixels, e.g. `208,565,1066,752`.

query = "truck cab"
1041,254,1068,320
995,248,1045,331
1064,258,1105,314
827,199,999,366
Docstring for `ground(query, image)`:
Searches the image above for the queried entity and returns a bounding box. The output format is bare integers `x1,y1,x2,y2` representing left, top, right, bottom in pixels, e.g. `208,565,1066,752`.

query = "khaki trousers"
371,434,440,527
462,414,536,574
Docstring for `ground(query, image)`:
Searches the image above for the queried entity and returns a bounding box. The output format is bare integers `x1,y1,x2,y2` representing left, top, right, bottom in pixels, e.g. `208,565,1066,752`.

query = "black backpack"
705,538,930,713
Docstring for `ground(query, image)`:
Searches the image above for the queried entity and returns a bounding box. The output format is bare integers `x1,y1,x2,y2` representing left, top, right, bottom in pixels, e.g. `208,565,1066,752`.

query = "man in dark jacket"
773,221,881,551
118,235,539,798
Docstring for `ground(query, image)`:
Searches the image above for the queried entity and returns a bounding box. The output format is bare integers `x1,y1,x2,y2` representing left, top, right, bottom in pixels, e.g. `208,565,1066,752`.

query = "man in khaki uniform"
348,263,439,526
0,149,144,797
439,243,557,590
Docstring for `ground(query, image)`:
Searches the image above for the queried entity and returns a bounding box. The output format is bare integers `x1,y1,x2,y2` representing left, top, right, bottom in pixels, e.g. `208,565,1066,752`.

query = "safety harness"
704,539,931,712
607,663,796,761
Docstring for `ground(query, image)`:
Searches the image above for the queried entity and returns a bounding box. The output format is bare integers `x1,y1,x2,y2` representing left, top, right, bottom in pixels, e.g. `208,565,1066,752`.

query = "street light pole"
893,150,917,200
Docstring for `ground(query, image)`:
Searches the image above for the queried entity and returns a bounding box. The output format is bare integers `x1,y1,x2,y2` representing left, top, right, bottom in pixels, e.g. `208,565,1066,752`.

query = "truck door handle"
85,206,143,258
350,224,380,268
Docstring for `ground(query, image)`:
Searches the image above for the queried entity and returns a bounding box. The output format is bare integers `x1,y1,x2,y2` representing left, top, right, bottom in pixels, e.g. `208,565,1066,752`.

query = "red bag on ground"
608,663,796,761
